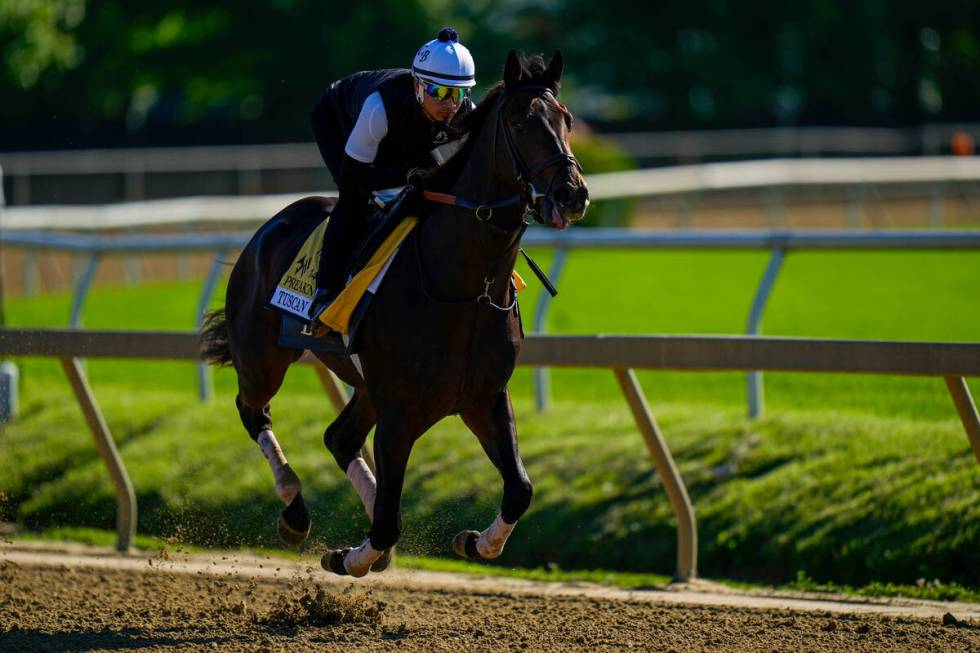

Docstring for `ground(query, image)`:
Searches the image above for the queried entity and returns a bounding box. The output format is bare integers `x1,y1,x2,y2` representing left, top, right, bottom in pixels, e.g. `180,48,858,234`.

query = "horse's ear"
546,50,564,88
504,49,523,88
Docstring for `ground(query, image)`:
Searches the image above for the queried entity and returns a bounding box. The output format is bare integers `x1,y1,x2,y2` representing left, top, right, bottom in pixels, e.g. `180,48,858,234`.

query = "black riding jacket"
311,68,466,196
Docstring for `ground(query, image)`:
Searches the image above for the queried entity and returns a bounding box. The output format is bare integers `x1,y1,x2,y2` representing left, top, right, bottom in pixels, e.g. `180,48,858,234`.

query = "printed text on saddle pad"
270,216,417,333
269,218,327,319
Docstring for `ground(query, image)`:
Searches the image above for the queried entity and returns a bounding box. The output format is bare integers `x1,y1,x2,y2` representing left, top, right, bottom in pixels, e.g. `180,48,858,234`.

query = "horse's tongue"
550,205,567,229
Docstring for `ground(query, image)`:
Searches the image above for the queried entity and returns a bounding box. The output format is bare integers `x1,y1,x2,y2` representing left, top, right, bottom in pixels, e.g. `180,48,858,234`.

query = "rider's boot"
307,193,366,331
307,286,339,330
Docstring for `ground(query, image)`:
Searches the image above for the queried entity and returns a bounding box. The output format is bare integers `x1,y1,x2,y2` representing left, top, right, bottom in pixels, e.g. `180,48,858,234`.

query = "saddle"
271,186,529,354
271,188,417,352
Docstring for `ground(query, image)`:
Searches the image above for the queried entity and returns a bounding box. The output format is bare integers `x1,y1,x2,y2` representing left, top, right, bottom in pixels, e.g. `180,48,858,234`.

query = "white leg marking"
476,513,516,559
346,458,377,521
257,429,300,504
344,537,382,578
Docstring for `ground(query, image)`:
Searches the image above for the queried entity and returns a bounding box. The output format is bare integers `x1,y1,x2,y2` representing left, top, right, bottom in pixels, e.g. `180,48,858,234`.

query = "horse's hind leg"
455,390,532,560
235,347,310,546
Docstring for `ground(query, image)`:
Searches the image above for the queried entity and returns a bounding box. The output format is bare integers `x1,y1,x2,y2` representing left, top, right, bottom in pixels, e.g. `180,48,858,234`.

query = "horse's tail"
200,309,233,367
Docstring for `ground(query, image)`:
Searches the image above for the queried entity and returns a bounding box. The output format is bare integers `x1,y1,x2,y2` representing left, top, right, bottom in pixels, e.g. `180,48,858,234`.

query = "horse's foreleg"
322,388,396,572
323,413,416,578
456,390,532,560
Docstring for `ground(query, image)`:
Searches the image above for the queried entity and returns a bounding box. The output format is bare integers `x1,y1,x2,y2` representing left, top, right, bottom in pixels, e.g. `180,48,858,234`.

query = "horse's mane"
420,54,559,194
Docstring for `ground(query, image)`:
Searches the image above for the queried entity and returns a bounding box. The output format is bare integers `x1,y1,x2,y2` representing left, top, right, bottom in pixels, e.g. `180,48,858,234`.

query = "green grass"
2,380,977,589
1,248,979,596
786,570,980,604
10,526,174,551
4,248,978,417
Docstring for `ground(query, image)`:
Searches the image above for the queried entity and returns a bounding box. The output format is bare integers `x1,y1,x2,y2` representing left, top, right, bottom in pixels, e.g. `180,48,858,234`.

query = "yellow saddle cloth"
271,216,526,335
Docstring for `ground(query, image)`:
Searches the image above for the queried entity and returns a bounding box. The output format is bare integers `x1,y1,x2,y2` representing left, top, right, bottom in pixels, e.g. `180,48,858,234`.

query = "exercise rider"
306,26,477,325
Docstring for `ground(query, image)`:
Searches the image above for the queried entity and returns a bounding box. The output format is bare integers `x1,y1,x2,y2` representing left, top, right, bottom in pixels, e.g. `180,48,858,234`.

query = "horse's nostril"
555,188,572,207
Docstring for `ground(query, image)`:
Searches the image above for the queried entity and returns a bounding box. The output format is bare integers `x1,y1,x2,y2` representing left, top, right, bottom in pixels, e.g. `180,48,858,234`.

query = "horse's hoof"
277,494,311,547
452,530,482,560
370,547,394,572
277,514,310,547
321,548,351,576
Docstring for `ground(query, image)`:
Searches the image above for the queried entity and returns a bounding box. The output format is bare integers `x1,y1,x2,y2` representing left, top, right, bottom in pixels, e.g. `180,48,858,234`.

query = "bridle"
422,84,582,230
493,85,582,226
417,83,580,309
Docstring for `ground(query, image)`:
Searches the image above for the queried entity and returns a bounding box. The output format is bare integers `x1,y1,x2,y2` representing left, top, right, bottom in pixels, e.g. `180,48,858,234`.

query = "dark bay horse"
201,50,589,577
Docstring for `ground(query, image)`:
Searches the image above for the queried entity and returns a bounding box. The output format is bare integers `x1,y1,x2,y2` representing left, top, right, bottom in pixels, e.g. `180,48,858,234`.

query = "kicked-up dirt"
1,543,978,652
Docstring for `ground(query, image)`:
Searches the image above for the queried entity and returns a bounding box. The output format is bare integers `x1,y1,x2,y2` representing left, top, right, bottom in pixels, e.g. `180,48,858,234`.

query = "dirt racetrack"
1,542,979,652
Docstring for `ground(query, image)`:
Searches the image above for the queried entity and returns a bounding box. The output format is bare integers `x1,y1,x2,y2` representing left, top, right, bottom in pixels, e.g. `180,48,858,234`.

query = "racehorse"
200,50,589,577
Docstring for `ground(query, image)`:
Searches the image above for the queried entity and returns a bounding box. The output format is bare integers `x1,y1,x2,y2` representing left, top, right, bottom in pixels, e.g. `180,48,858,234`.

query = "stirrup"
306,289,337,330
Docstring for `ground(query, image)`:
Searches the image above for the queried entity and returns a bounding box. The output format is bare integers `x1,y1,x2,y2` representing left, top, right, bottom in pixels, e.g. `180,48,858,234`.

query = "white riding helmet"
411,27,476,88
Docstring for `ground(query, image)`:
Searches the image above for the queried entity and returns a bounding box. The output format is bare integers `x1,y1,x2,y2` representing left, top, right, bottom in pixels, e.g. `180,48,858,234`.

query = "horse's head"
496,50,590,229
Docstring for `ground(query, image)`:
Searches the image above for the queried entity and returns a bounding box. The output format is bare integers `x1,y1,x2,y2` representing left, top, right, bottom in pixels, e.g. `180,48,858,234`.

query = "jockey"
307,26,477,325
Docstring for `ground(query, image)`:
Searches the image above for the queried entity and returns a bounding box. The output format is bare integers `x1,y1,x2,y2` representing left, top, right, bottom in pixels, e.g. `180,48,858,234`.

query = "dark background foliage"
1,0,978,150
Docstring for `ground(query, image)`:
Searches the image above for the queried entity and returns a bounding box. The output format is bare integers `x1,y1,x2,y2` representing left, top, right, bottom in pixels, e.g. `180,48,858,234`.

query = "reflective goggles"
423,83,470,103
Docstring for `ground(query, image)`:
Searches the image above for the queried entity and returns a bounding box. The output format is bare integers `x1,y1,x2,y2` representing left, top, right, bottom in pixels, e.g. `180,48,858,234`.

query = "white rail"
0,193,334,231
586,157,980,199
3,157,980,231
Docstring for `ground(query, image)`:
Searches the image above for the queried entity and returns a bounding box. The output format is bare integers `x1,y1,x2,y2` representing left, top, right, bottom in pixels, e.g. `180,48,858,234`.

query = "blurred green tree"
1,0,978,149
0,0,85,89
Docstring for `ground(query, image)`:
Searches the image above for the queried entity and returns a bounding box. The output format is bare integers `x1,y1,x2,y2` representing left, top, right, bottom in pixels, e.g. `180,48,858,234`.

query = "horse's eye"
565,114,573,131
512,121,524,132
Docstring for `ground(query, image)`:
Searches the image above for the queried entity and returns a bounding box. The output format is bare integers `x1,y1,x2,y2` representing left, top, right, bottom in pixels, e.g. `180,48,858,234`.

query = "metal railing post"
69,253,101,328
763,187,784,228
61,356,136,552
614,368,697,581
929,182,946,227
23,249,38,296
745,248,786,418
123,168,144,287
195,252,227,402
532,247,568,413
123,227,140,287
944,377,980,466
846,186,864,228
12,174,30,205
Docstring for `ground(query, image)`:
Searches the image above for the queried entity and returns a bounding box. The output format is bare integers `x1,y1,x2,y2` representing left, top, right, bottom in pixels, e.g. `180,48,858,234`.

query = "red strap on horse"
422,190,458,206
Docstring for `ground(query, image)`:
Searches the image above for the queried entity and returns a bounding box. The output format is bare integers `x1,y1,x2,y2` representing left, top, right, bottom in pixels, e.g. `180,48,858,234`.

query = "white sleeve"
344,91,389,163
